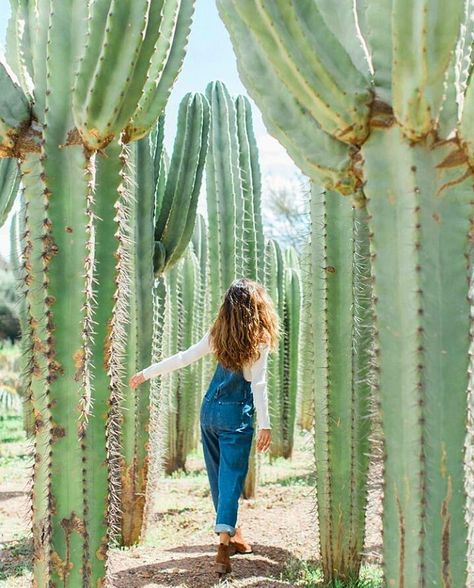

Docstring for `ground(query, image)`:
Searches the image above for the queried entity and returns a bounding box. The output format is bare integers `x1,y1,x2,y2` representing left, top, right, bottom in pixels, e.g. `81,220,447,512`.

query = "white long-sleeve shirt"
141,330,271,430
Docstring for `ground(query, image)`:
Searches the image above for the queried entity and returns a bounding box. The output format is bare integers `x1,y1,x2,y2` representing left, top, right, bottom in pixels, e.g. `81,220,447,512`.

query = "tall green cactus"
205,81,265,497
263,239,285,458
206,82,265,316
120,93,209,545
9,208,34,437
218,1,474,583
161,246,201,473
311,186,372,581
281,251,302,458
263,241,302,459
297,239,314,431
1,0,194,584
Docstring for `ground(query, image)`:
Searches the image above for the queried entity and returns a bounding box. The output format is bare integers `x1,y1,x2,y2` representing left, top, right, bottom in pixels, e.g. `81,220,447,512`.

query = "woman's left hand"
256,428,271,452
129,372,145,389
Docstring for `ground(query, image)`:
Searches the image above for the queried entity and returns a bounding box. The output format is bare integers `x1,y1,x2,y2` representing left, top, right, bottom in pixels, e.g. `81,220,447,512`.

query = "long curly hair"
208,278,280,372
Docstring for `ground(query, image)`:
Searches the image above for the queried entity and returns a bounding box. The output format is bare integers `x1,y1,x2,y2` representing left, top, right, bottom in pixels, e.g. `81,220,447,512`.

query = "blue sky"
0,1,300,259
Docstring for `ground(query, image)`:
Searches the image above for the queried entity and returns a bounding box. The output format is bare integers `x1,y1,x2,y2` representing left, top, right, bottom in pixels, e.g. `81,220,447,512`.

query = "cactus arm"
362,0,393,102
216,0,359,194
154,152,169,249
6,0,20,79
127,0,195,141
0,157,20,228
363,126,471,587
73,0,152,149
206,81,238,289
315,0,371,77
154,99,188,240
238,95,265,283
30,0,50,123
162,93,210,269
284,266,301,458
14,0,34,86
438,54,459,138
112,0,165,130
0,60,31,152
392,0,464,140
236,95,258,280
222,0,370,145
205,140,221,315
6,0,33,96
459,66,474,164
152,115,166,188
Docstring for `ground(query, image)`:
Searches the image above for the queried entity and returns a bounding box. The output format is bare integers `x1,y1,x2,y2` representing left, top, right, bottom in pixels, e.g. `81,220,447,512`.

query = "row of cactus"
120,93,209,545
0,0,195,584
217,0,474,584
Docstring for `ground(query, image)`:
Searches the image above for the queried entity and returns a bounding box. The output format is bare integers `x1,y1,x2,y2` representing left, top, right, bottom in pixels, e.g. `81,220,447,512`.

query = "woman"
130,277,279,577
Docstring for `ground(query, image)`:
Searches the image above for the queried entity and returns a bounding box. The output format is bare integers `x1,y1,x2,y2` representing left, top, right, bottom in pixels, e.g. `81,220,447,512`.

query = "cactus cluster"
218,0,474,584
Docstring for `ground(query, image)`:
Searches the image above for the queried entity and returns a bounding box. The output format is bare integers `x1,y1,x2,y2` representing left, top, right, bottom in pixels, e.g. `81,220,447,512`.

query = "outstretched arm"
129,330,211,388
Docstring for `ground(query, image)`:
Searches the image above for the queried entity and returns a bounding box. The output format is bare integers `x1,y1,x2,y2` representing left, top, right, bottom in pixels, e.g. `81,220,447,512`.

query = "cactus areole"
2,0,194,586
218,0,474,585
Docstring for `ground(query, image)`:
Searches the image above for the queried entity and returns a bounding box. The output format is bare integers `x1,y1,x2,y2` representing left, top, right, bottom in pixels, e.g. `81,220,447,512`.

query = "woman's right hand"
256,428,271,452
129,372,145,389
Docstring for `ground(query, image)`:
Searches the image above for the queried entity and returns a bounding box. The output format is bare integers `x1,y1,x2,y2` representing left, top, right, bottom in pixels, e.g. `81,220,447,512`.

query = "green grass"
281,556,383,587
0,538,32,581
0,415,25,443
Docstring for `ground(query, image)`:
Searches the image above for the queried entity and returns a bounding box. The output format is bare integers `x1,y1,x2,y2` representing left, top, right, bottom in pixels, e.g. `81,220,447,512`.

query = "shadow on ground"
111,543,296,587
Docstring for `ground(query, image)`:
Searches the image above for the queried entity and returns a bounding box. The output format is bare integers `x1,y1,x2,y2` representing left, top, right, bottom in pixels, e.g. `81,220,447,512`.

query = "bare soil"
0,428,382,587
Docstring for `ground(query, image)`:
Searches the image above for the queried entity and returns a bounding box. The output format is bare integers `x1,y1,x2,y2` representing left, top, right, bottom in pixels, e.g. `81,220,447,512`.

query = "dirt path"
0,429,382,587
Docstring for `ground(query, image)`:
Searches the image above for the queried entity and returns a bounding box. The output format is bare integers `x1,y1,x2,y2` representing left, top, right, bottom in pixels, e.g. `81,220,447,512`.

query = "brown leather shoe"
229,526,253,555
215,542,232,576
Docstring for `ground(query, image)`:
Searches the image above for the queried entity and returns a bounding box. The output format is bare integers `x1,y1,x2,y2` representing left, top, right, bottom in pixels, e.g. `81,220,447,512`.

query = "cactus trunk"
363,127,472,587
311,186,372,582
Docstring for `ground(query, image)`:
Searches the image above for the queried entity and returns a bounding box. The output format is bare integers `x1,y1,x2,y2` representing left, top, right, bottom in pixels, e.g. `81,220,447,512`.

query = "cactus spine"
218,0,474,583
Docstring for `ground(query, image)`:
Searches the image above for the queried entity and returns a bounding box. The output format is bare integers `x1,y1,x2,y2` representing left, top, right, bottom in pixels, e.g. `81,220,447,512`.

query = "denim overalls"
200,361,255,537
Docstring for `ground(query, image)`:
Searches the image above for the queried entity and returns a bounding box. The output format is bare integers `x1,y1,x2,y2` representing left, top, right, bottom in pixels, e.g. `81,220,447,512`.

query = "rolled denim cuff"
215,523,236,537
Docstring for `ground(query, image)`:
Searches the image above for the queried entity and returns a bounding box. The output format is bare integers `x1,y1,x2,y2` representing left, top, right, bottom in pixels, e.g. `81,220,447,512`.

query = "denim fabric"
200,362,255,537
